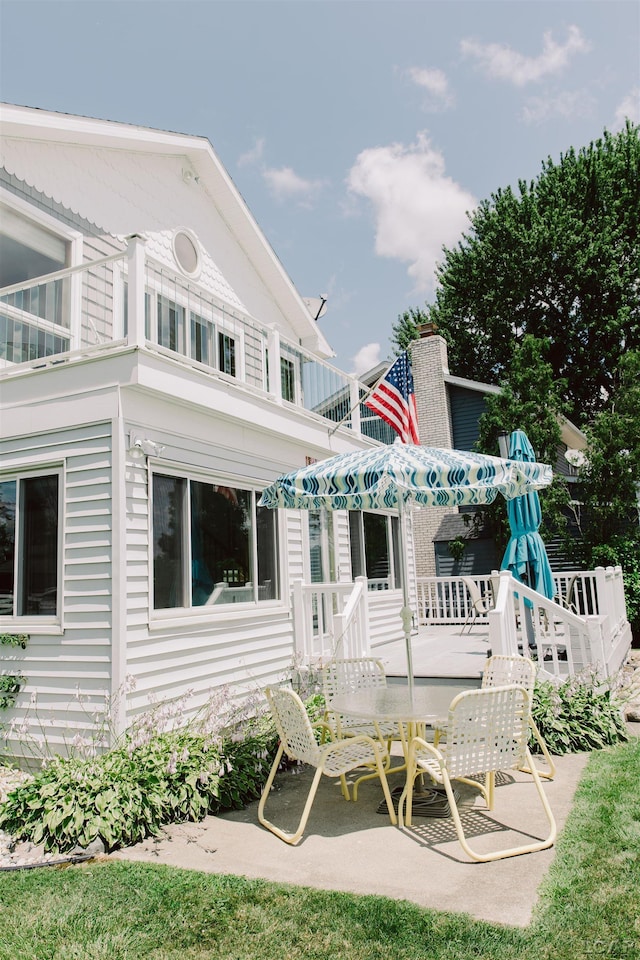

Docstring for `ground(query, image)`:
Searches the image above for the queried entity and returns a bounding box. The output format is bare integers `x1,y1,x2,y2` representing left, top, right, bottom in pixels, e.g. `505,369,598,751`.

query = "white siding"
1,423,114,757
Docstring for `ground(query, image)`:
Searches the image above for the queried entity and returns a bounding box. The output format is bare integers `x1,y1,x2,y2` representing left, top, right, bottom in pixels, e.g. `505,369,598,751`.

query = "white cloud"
522,89,596,124
347,132,476,291
407,66,454,110
613,87,640,129
351,342,382,377
263,166,326,206
237,137,265,167
461,25,591,87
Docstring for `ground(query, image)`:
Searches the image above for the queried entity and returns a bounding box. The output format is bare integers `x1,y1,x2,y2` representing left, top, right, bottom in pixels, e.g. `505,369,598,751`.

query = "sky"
1,0,638,378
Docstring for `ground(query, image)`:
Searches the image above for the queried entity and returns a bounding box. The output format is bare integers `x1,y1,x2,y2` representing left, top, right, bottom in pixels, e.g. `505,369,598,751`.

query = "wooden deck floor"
372,622,491,685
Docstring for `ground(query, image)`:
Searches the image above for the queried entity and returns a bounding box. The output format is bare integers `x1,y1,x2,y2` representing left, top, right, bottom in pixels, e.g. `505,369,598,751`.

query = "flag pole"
328,356,397,437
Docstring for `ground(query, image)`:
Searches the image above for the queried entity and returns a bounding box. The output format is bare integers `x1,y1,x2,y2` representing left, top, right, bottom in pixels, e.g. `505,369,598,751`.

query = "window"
0,196,78,363
0,473,60,618
349,511,400,590
152,473,279,610
157,295,185,354
281,357,295,402
190,311,213,366
218,332,236,377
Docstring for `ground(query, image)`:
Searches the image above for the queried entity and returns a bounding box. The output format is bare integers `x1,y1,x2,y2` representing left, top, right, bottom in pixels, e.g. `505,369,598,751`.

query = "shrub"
531,670,629,755
0,685,324,855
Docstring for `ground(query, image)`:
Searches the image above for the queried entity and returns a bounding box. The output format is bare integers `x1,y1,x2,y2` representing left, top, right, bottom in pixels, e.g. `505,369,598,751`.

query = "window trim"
149,464,282,625
0,462,65,633
0,187,83,353
349,510,400,591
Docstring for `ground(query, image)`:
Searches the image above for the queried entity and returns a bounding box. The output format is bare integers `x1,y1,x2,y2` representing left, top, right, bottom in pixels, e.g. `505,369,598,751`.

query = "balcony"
0,236,391,442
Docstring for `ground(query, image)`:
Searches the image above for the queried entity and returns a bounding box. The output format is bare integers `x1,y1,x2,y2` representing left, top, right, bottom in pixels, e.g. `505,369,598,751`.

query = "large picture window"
152,473,279,610
349,511,400,591
0,473,60,618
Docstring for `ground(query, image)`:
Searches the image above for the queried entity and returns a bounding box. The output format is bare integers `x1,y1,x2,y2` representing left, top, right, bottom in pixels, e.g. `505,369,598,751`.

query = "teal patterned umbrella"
501,430,556,600
260,442,553,512
260,441,553,683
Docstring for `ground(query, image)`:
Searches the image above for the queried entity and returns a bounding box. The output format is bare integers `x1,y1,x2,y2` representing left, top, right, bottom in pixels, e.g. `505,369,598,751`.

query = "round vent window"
173,230,200,277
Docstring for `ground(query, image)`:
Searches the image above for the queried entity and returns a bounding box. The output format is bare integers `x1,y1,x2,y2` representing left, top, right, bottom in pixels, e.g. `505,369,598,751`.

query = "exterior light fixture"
128,432,165,459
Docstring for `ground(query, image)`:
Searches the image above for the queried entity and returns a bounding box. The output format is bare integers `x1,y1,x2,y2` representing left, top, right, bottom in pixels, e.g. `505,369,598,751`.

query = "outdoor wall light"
128,432,165,459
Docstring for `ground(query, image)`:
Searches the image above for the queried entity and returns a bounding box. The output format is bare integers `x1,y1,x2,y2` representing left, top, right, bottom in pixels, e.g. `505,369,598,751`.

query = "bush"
531,670,629,755
0,719,280,854
0,679,335,855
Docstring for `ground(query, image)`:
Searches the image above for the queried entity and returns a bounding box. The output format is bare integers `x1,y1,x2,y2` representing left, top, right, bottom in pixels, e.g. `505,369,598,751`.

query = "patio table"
328,684,466,810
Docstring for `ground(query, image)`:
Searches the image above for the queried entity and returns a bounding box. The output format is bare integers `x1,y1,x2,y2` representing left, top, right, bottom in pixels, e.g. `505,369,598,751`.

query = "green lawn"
0,738,638,960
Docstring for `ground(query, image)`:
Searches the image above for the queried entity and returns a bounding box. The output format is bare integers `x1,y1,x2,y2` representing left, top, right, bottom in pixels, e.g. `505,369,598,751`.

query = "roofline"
0,102,333,358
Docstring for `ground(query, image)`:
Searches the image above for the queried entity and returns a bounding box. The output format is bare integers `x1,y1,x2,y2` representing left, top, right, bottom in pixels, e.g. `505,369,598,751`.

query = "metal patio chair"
258,685,397,845
460,577,493,634
322,658,402,799
399,684,557,862
435,654,556,780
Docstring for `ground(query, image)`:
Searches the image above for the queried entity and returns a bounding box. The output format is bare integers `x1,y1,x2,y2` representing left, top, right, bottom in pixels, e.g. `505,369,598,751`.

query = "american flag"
364,351,420,444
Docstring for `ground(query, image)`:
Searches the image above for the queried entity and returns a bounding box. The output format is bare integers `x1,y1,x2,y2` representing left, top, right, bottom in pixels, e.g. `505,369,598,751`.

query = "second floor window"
281,357,295,402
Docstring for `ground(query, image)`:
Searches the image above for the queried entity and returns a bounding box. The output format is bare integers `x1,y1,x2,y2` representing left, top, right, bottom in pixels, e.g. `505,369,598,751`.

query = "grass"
0,738,638,960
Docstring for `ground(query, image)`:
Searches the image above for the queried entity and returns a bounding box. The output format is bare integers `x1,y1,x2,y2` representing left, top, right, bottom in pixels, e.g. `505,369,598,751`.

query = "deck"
372,623,491,687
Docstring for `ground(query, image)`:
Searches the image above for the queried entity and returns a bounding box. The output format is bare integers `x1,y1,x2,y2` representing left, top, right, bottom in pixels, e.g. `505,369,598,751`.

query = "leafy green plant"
447,536,466,563
0,674,26,709
0,687,322,855
531,670,628,755
0,633,29,649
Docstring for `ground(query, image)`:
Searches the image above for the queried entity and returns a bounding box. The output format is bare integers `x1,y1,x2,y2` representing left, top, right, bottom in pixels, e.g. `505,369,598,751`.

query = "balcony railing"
0,237,388,442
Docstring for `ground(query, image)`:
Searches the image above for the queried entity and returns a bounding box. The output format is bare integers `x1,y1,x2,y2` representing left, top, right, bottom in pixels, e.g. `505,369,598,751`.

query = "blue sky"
1,1,638,377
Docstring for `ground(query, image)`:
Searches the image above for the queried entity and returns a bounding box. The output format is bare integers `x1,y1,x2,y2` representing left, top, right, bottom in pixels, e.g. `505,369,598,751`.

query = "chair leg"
445,753,557,862
519,719,556,780
258,753,325,846
374,747,398,825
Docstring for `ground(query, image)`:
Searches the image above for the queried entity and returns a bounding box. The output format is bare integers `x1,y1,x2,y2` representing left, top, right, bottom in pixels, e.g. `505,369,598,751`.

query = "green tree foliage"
390,307,432,354
396,123,640,429
570,350,640,634
474,336,571,552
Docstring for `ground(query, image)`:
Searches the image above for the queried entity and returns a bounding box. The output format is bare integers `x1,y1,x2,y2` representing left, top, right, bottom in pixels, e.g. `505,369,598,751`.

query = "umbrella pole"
398,499,414,692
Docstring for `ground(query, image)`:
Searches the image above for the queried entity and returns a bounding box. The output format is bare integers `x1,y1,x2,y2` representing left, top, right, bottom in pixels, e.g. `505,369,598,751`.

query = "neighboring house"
407,326,587,578
0,104,411,753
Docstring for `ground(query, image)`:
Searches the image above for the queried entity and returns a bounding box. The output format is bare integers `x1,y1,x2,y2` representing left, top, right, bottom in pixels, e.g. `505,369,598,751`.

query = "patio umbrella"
500,430,555,601
260,441,553,685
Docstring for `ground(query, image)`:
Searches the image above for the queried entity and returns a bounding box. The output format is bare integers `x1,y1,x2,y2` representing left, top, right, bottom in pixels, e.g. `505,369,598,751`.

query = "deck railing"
1,238,381,440
292,567,631,679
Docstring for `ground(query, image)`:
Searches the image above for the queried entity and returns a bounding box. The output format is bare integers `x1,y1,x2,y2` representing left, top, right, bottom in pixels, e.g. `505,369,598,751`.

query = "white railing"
291,578,371,662
488,568,631,681
1,238,382,440
416,575,493,625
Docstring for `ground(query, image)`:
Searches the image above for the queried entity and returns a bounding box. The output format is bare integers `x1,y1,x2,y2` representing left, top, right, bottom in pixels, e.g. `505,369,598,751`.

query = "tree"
474,336,571,553
390,307,432,354
394,123,640,429
570,350,640,638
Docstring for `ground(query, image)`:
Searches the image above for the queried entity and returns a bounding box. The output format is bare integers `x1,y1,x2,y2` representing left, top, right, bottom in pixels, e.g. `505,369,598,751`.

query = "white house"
0,104,411,754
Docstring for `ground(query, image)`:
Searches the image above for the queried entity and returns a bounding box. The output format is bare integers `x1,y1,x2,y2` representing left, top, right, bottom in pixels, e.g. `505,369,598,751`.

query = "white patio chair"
322,658,401,799
399,684,557,862
258,686,397,845
435,654,556,779
460,577,493,634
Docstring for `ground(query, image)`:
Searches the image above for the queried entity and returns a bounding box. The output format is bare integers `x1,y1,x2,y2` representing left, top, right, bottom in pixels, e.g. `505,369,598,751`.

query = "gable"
0,104,333,358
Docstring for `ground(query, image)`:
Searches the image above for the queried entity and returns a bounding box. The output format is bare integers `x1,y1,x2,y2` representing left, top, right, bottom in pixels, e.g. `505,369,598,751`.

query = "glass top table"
328,684,461,725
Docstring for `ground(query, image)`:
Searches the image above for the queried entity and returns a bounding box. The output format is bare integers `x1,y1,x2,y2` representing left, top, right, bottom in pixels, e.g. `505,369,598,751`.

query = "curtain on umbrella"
500,430,555,600
260,441,553,682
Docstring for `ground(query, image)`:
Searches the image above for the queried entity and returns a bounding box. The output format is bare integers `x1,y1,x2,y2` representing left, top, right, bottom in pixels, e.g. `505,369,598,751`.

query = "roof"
0,102,333,358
